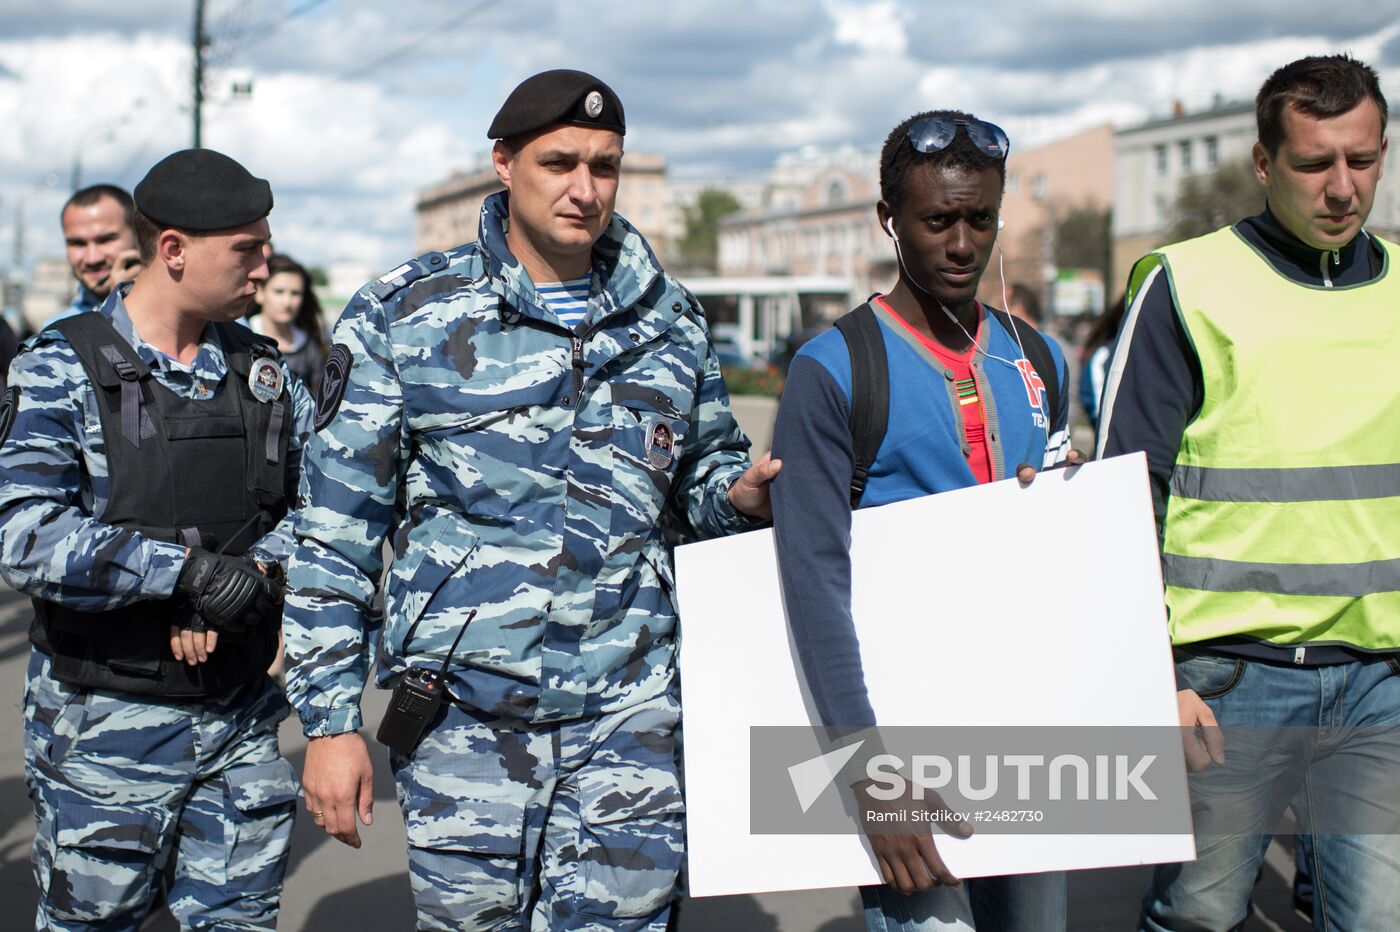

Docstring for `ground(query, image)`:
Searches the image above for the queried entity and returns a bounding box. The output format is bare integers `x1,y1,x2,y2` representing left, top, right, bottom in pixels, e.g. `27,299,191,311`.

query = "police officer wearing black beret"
290,70,780,929
0,148,316,929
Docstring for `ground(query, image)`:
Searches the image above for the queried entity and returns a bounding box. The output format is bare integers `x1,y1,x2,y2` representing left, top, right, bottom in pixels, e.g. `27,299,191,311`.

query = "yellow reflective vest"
1128,226,1400,651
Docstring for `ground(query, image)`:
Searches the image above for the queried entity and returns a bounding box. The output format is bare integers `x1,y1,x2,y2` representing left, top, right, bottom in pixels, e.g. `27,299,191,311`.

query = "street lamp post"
193,0,207,148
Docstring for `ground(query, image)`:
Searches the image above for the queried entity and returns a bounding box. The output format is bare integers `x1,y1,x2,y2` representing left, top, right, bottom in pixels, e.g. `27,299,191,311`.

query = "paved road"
0,585,1308,931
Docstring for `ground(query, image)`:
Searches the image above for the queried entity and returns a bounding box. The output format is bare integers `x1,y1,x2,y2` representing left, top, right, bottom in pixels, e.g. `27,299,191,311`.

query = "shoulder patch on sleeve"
313,344,353,432
367,251,449,302
20,328,68,353
0,385,20,445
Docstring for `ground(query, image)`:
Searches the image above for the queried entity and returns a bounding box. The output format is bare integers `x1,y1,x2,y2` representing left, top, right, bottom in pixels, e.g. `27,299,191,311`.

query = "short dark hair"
134,209,203,264
61,184,135,230
1257,54,1388,155
879,109,1006,213
134,209,161,264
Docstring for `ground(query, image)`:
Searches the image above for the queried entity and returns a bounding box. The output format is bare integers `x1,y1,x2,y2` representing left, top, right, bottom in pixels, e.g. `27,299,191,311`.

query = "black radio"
376,610,476,756
377,668,446,755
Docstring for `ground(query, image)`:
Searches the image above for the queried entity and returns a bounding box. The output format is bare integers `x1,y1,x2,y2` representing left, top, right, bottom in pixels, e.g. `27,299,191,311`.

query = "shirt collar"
1252,206,1370,271
248,314,308,351
104,282,229,383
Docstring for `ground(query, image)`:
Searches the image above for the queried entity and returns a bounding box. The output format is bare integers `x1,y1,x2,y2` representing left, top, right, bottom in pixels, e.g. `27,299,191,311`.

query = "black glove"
176,550,284,635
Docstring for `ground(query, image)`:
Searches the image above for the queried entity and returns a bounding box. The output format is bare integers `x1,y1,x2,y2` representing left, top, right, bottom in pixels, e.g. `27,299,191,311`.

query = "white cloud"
911,21,1400,151
0,29,476,273
828,0,909,56
3,2,1399,281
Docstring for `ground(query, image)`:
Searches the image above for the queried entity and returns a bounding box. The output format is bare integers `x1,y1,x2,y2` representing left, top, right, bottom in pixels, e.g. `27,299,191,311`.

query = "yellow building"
993,124,1115,311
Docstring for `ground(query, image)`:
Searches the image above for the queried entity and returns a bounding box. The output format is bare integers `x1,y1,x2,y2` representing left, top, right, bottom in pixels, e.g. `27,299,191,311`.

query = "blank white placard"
675,453,1195,898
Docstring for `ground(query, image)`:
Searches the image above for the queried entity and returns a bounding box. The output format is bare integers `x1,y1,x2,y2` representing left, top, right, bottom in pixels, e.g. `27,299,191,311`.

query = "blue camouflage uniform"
0,285,315,931
285,191,759,929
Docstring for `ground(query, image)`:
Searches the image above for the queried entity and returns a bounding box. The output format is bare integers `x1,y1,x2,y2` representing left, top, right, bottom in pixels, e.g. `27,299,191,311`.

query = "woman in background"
249,253,326,680
250,253,327,393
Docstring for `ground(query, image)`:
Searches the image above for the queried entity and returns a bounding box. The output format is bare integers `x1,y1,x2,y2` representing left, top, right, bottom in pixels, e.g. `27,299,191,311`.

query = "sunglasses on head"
906,116,1010,161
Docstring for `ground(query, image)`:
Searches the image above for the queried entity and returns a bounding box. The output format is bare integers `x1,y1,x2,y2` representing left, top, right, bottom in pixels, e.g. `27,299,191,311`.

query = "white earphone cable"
887,220,1049,446
887,223,1028,372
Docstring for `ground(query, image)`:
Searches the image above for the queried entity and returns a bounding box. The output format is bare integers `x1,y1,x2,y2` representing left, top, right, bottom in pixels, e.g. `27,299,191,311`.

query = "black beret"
488,69,625,140
134,148,273,232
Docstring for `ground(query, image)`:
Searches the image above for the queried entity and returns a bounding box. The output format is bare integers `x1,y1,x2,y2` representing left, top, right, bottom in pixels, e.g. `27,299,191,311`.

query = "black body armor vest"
31,312,293,698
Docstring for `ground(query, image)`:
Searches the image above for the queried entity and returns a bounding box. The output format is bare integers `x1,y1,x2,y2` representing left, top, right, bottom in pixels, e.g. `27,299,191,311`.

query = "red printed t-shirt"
876,297,993,484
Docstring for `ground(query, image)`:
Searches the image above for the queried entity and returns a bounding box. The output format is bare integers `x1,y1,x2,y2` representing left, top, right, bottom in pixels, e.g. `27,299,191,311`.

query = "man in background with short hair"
56,183,142,323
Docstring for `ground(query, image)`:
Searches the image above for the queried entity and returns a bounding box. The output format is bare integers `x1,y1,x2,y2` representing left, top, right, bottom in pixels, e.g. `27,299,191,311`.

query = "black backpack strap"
988,309,1061,422
50,313,154,447
833,303,888,509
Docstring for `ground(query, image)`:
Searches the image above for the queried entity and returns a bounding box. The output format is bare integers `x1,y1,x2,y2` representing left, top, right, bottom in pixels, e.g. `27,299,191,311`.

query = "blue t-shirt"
770,304,1070,730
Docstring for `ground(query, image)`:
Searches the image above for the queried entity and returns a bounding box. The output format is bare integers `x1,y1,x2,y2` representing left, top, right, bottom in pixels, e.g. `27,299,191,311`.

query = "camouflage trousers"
22,650,299,931
391,690,684,931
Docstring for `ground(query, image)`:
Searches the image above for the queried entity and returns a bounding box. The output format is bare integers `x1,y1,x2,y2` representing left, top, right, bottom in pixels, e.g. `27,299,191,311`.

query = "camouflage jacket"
0,287,315,610
284,192,758,736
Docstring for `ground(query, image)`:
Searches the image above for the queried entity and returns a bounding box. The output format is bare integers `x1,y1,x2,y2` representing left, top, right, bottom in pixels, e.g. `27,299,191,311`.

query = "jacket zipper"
1320,249,1339,288
571,333,587,399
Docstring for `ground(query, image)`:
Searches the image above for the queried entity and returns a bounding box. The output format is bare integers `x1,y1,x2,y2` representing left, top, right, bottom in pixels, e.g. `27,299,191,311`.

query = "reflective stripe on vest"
1142,227,1400,649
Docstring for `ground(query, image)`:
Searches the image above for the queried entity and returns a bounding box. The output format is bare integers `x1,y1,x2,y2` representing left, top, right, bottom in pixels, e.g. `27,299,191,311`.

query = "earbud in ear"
884,218,898,240
997,218,1005,230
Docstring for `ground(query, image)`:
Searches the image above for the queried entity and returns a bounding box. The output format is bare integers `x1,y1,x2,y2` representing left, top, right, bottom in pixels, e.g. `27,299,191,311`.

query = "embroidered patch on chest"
1014,358,1045,410
646,418,674,469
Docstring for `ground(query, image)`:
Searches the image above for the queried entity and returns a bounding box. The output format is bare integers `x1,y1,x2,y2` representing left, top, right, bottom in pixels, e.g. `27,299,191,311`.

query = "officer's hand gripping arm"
175,549,285,635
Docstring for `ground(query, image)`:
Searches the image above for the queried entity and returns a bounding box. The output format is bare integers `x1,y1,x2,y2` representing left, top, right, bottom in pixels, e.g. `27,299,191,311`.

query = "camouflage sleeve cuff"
142,539,190,600
245,545,274,567
714,476,770,532
246,515,295,569
298,706,364,739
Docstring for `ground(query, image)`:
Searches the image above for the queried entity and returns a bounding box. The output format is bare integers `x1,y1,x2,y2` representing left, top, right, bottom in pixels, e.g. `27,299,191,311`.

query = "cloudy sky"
3,0,1399,274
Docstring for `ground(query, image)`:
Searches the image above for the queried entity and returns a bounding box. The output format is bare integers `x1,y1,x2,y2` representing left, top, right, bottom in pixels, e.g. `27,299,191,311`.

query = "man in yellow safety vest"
1100,54,1399,931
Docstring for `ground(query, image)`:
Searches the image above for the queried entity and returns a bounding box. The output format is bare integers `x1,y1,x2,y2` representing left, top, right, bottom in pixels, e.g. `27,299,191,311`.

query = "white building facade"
1113,101,1400,290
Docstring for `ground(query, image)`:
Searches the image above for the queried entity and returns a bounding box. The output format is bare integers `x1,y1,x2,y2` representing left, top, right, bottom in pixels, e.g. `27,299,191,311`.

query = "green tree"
1053,205,1112,283
678,188,743,271
1170,159,1265,240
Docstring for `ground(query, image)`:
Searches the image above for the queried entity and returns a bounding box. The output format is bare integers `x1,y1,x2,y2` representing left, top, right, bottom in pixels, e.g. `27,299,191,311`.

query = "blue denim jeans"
1140,653,1400,931
861,872,1066,932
